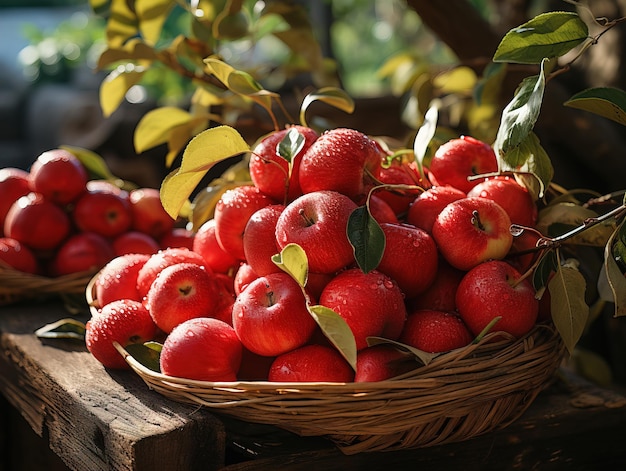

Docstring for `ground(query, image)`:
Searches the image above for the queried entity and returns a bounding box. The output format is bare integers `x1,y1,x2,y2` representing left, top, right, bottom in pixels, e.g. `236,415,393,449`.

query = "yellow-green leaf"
106,0,139,48
34,318,86,340
100,64,146,117
367,337,437,366
135,0,173,45
549,261,589,353
300,87,354,127
601,222,626,316
433,66,477,94
134,107,193,153
160,126,250,218
97,39,157,69
307,304,357,370
564,87,626,126
190,180,249,230
60,145,117,181
272,243,308,288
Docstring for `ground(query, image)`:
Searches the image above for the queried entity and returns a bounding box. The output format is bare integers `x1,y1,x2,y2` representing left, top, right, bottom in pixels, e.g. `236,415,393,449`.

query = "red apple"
232,271,317,356
85,299,158,369
136,247,209,298
249,125,318,202
129,187,176,239
268,344,354,382
213,185,276,261
406,185,466,234
354,344,416,382
0,237,39,274
409,260,465,312
377,222,439,299
73,189,133,238
0,168,31,235
356,194,398,224
399,309,473,353
237,347,276,381
86,179,130,199
455,260,539,338
432,196,513,271
298,128,384,200
4,192,71,251
467,175,537,227
427,136,498,193
275,190,358,274
29,148,88,205
319,268,407,350
145,262,221,333
50,232,115,276
159,227,195,250
112,231,160,256
192,218,239,274
242,204,285,276
160,317,242,381
374,160,422,216
94,253,150,308
233,262,258,296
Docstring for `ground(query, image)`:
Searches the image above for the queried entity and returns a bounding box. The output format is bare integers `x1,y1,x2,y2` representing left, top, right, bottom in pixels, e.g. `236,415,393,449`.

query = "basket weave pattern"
117,322,565,454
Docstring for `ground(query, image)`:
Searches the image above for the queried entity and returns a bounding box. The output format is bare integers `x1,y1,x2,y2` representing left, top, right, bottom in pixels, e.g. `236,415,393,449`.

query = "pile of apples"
0,148,192,278
85,126,546,383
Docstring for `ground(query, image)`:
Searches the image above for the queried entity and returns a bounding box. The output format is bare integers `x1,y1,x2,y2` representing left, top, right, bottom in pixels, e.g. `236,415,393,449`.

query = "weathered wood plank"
0,300,226,471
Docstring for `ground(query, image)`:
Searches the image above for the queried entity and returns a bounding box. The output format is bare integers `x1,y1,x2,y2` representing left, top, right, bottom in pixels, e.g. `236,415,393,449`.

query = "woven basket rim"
0,261,95,298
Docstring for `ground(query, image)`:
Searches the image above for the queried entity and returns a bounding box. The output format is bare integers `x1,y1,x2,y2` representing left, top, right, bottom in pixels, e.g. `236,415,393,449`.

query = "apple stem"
298,208,315,226
471,210,485,231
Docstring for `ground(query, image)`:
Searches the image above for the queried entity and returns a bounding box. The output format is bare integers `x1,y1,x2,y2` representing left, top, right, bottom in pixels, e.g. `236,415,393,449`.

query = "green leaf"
34,318,86,341
160,126,250,219
532,249,557,292
97,39,157,69
99,64,146,118
600,221,626,316
494,61,546,157
413,101,439,176
493,11,588,64
135,0,173,44
60,145,117,181
433,66,476,94
548,259,589,353
125,342,162,372
272,243,309,288
564,87,626,126
277,127,306,164
366,337,437,366
300,87,354,127
347,205,385,274
308,304,357,371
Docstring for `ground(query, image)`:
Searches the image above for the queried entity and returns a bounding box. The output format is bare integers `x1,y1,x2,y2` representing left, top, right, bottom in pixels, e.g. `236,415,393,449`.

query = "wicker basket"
114,322,566,455
0,260,94,306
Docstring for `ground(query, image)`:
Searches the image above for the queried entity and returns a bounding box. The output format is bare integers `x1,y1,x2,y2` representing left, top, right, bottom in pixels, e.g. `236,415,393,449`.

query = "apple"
192,218,239,274
399,309,473,353
467,175,538,227
73,189,133,238
506,229,542,273
249,125,319,202
85,299,158,369
356,194,398,224
129,188,176,240
406,185,466,234
298,127,384,200
275,190,358,274
232,271,317,357
427,136,498,193
376,222,439,299
112,231,160,256
86,179,130,199
145,262,222,333
432,196,513,271
242,204,285,276
268,344,354,382
159,227,195,250
94,253,150,308
319,268,407,350
0,237,39,274
0,168,31,235
29,148,88,205
455,260,539,338
213,185,276,261
409,260,465,312
50,232,115,276
160,317,242,381
4,192,71,251
374,160,422,216
354,344,416,382
237,347,275,381
233,262,258,295
136,247,209,298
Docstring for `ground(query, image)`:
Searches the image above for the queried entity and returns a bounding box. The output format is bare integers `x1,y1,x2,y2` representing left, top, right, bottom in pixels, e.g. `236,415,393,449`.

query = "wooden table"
1,300,626,470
